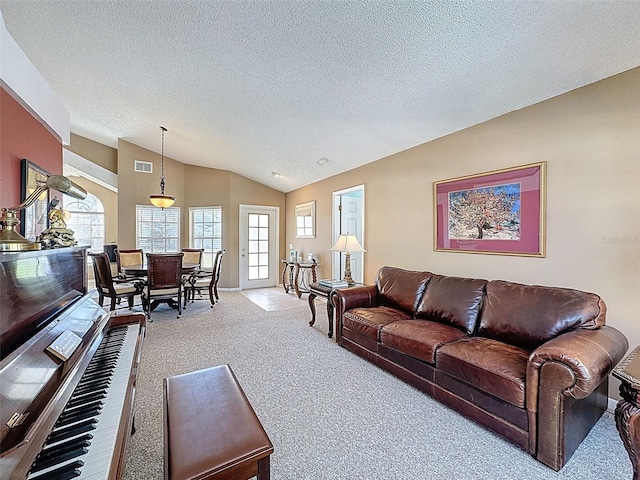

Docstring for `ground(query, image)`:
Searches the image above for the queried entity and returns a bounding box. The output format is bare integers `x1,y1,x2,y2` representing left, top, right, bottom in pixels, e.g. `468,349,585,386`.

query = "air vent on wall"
134,160,153,173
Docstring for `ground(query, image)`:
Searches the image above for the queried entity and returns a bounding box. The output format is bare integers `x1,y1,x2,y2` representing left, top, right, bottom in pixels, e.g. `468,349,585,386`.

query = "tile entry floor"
241,287,322,311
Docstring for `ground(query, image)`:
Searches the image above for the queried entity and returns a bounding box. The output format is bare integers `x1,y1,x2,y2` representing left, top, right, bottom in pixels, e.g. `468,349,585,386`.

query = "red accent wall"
1,86,62,207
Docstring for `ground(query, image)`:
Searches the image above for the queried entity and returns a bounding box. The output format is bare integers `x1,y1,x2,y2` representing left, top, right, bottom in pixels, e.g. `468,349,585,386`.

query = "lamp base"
0,209,41,251
342,252,355,285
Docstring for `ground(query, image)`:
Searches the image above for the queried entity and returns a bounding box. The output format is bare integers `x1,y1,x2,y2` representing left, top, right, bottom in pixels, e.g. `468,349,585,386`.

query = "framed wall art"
434,162,546,257
20,159,50,241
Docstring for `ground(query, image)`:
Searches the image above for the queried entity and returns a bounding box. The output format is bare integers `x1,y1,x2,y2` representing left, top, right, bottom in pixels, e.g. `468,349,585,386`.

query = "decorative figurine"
38,208,78,248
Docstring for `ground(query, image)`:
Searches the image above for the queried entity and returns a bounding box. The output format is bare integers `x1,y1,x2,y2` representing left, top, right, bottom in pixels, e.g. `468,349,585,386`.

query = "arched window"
63,192,105,253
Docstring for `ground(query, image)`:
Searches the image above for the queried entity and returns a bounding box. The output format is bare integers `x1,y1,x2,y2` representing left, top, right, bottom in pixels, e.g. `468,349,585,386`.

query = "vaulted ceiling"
2,1,639,192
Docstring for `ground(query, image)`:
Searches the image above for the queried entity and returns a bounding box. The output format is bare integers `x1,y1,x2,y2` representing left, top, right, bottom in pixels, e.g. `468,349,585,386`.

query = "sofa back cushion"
375,266,432,314
415,275,487,334
478,280,607,350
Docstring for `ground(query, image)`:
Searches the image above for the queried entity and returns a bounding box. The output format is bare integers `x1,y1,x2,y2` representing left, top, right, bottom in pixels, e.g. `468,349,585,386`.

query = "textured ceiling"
1,1,639,193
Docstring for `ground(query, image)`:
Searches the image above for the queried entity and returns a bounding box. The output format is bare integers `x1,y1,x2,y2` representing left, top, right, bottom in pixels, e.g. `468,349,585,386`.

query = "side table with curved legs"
281,260,317,298
308,282,360,340
613,345,640,480
308,283,336,338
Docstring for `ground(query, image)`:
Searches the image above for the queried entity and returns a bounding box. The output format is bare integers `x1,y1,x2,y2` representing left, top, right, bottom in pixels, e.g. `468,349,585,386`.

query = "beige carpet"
123,292,632,479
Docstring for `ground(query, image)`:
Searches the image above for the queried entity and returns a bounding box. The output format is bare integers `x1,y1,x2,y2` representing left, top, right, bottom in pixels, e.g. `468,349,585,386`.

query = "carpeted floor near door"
123,292,632,480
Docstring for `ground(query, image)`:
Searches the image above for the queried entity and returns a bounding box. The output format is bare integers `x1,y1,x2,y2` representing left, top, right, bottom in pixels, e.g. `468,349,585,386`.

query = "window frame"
63,192,105,254
189,206,222,268
135,205,181,253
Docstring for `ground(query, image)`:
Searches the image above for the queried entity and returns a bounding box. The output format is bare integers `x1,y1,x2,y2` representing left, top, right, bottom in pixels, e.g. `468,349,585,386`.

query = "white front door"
332,185,365,283
239,205,279,290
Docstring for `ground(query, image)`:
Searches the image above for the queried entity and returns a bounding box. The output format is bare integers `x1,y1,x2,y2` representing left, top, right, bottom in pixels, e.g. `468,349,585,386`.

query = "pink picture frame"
434,162,546,256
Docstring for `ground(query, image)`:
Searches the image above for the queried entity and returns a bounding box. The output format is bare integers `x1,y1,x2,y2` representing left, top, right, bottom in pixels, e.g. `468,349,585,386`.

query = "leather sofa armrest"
526,325,627,468
332,286,378,343
527,325,628,408
333,285,378,314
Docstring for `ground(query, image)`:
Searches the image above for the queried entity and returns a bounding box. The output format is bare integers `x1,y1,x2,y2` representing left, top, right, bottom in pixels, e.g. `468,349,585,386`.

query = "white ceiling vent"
134,160,153,173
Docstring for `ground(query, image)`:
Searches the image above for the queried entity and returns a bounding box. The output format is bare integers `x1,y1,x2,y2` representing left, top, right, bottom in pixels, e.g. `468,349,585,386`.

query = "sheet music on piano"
0,247,145,480
46,330,83,362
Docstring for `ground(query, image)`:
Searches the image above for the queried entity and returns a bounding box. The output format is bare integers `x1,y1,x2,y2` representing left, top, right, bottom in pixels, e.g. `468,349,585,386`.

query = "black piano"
0,246,145,480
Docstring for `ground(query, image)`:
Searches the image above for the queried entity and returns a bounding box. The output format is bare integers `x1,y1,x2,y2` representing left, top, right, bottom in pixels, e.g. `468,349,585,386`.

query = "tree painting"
448,183,521,240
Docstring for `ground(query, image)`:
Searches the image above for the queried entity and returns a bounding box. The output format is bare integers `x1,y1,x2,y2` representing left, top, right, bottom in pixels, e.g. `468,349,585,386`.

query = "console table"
280,259,316,298
613,345,640,480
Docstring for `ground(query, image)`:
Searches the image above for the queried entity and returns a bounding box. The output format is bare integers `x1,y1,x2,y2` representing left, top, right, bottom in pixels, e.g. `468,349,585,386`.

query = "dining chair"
181,248,204,269
142,252,185,320
185,249,225,307
116,248,144,278
90,252,144,311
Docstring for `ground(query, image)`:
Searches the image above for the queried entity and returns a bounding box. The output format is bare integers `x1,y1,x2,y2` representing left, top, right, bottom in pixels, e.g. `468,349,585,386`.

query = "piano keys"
28,323,139,479
0,247,145,480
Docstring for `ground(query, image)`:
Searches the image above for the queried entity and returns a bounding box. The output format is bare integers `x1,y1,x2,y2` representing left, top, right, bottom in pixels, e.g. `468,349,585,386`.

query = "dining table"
122,262,200,311
121,262,200,277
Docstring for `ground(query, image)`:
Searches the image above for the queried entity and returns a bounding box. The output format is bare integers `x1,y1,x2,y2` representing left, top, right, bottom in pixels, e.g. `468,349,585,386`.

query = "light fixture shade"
330,234,366,253
149,194,176,208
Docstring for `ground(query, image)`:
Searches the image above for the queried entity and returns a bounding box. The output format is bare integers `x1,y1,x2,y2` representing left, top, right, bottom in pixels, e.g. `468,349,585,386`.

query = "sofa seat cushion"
380,319,468,364
436,337,528,407
343,306,411,341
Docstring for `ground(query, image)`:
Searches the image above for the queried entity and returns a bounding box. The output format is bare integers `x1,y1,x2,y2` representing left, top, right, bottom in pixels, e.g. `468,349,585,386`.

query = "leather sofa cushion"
415,275,487,334
436,337,528,407
343,306,411,341
478,280,607,351
380,319,468,364
375,266,432,314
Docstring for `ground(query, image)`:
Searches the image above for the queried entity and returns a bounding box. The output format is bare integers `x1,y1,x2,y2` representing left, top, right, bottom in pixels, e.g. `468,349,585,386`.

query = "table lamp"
330,234,366,285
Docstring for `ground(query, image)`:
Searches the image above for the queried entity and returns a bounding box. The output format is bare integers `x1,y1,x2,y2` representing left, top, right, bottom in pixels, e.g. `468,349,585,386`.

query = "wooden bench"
163,365,274,480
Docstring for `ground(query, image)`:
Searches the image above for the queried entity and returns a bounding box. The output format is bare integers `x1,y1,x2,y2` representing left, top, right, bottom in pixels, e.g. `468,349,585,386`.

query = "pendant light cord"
160,126,167,195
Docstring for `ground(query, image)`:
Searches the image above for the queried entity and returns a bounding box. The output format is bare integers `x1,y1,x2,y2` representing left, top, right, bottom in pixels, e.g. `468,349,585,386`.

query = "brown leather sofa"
332,266,628,470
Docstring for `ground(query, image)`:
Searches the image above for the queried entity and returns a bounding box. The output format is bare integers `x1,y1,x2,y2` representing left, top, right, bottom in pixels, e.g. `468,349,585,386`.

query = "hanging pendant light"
149,126,176,208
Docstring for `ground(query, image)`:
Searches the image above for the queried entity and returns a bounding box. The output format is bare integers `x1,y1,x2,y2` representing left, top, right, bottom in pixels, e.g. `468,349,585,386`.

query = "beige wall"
117,139,186,249
183,165,232,288
286,67,640,399
68,133,118,173
117,140,286,289
66,135,118,254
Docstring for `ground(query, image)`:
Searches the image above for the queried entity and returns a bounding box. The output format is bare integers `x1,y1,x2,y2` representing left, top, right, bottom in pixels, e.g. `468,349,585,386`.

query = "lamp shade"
149,194,176,208
46,175,87,199
330,234,366,253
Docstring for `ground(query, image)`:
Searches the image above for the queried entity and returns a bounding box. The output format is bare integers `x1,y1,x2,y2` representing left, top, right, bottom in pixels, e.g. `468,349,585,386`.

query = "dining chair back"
90,252,142,311
181,248,204,269
116,249,144,277
143,252,185,320
211,249,226,302
186,249,225,307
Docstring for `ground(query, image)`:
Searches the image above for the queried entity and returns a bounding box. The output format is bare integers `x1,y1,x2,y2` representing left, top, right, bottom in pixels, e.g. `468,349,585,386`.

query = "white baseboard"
608,397,618,413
